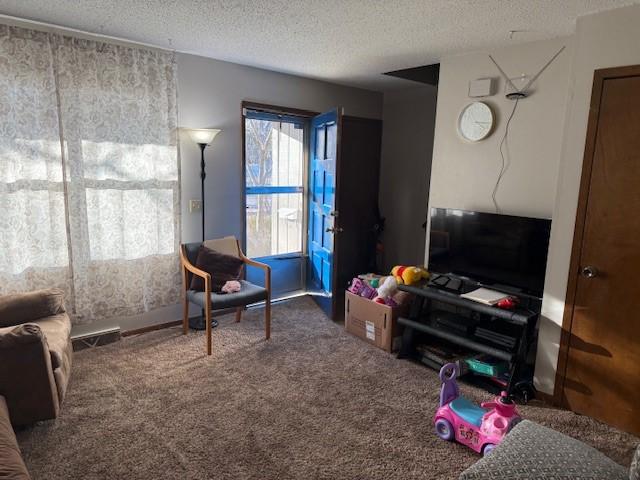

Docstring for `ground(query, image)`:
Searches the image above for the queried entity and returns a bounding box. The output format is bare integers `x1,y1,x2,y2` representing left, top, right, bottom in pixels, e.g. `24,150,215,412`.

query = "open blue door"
307,109,341,317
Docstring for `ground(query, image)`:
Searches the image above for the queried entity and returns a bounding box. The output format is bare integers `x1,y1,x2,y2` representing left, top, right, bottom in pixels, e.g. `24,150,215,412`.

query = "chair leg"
235,307,242,323
265,298,271,340
205,307,212,356
182,296,189,335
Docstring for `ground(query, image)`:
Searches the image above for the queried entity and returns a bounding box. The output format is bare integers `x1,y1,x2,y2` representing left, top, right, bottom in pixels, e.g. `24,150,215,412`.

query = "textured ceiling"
0,0,636,91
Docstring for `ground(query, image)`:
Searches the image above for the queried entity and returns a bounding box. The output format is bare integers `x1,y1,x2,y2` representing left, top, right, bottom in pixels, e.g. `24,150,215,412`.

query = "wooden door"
559,66,640,435
308,109,341,318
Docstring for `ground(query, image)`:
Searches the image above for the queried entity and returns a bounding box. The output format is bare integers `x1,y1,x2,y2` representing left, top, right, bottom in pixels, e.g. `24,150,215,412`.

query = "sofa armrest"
0,289,66,327
0,395,31,479
0,324,60,426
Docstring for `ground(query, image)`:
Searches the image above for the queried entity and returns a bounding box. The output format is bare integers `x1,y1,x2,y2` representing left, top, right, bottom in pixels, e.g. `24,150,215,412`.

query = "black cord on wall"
492,98,520,213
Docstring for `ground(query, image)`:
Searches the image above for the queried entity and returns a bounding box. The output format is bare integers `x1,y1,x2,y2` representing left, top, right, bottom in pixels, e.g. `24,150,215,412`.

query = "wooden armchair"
179,236,271,355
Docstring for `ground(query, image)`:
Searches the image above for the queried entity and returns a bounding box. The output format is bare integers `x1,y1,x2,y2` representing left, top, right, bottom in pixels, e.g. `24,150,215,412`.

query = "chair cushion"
36,314,72,403
203,236,240,258
459,420,628,480
190,245,244,292
184,242,202,267
36,314,71,370
187,280,267,310
0,289,66,327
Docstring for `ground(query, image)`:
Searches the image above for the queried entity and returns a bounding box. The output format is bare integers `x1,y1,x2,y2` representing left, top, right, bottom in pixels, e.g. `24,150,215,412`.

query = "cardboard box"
345,291,408,353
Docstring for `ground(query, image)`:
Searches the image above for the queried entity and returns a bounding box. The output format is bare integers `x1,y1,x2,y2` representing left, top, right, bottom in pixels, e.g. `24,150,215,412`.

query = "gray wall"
74,52,383,336
426,37,572,224
424,4,640,395
177,52,383,245
425,37,574,394
379,86,437,271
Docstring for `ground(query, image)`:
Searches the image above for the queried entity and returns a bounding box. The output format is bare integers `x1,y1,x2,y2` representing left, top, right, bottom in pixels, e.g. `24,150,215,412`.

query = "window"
244,113,305,258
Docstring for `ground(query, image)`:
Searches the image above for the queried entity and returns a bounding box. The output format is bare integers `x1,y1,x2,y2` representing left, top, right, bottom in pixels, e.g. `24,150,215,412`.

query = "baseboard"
122,307,242,337
122,320,182,337
108,295,307,339
535,390,558,406
72,327,121,351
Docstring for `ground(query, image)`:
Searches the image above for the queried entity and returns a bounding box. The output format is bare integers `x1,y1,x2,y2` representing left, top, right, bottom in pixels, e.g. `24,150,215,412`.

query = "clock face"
458,102,494,142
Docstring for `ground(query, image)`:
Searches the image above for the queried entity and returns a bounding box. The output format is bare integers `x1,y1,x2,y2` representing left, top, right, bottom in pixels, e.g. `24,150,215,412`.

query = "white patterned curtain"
0,25,180,323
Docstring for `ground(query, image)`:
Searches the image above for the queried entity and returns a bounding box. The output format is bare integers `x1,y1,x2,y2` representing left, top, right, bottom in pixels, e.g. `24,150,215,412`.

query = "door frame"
553,64,640,404
240,101,318,297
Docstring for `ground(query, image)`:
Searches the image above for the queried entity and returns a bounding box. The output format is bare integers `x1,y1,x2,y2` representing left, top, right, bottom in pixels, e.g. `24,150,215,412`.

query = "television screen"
428,208,551,297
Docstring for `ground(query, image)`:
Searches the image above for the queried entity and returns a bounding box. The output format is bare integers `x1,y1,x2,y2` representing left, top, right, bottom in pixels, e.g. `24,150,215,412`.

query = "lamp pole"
186,128,221,331
199,142,207,242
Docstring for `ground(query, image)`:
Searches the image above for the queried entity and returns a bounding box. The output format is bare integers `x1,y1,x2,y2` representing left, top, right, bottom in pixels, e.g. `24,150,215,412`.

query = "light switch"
189,200,202,213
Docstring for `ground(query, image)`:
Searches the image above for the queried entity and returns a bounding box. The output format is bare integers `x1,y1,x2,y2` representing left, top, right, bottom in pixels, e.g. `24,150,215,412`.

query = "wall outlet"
189,200,202,213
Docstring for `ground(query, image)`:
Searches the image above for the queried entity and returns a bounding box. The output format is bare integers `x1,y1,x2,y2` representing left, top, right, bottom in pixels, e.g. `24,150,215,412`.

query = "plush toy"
374,276,399,306
358,273,383,288
359,284,378,300
221,280,241,294
391,265,429,285
348,277,367,295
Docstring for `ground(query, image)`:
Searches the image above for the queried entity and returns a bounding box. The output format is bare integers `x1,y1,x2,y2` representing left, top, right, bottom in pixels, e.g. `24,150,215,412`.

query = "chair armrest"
241,255,270,271
180,246,211,292
0,324,59,426
240,254,271,292
0,289,66,327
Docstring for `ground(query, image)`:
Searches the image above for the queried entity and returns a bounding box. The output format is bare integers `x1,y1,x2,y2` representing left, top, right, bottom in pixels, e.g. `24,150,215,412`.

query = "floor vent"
71,327,121,351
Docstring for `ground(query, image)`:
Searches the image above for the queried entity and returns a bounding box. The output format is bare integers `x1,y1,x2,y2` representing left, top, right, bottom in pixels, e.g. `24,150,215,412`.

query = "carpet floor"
16,296,638,480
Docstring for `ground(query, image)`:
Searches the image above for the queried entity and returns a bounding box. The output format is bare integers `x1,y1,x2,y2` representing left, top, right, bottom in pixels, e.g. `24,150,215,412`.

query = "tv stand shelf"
397,281,540,401
399,317,514,362
399,284,535,325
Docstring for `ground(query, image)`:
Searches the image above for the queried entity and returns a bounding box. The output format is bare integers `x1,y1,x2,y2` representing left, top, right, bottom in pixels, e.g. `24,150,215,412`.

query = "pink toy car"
433,363,521,456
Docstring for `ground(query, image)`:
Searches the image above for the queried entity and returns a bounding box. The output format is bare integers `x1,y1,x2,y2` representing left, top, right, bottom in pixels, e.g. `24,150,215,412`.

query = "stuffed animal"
374,276,398,306
358,273,383,288
348,277,367,295
221,280,241,294
391,265,429,285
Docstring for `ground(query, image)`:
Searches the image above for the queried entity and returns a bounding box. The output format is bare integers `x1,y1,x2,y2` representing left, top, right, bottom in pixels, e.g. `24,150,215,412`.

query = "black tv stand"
397,278,540,402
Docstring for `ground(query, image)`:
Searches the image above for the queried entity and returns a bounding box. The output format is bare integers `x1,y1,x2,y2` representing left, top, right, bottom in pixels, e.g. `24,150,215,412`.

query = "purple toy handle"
439,363,460,407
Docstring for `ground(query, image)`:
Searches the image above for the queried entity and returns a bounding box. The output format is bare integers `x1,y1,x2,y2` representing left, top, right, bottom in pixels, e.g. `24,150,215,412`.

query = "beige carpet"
16,296,638,480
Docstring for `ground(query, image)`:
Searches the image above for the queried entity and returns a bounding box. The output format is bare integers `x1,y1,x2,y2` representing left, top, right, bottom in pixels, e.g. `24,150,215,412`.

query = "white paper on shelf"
459,288,509,305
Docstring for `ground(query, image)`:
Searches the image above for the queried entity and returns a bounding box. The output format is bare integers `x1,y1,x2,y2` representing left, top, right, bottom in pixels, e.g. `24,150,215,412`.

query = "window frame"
241,101,318,259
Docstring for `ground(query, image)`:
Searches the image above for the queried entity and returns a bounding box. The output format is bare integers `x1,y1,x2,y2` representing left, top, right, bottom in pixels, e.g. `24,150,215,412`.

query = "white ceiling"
0,0,636,91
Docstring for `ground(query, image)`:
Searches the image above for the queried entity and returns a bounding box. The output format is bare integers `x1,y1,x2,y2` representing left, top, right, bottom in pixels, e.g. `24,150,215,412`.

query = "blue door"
308,109,341,316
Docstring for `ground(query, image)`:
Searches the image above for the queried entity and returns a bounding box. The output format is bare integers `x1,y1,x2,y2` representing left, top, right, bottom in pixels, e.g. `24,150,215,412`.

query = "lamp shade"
187,128,221,145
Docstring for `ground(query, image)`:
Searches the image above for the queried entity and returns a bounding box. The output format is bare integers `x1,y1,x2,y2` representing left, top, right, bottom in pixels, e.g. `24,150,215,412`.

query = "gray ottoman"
459,420,630,480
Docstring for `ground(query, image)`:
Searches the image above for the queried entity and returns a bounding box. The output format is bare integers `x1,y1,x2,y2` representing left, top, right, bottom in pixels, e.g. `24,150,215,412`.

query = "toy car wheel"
482,443,496,456
514,381,536,404
434,418,454,441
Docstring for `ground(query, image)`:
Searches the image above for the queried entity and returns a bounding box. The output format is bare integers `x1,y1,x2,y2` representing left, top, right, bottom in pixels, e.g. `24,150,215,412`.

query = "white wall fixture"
468,78,494,98
489,46,566,99
458,101,494,142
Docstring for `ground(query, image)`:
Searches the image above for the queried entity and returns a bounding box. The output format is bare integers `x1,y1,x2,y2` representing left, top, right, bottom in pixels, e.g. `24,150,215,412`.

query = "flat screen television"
428,208,552,297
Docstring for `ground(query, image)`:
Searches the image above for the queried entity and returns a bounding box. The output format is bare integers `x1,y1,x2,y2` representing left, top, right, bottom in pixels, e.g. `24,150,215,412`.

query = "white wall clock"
458,101,494,142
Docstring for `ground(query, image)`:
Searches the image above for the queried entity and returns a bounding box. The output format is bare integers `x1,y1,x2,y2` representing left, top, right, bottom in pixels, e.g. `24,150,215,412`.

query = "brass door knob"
580,265,599,278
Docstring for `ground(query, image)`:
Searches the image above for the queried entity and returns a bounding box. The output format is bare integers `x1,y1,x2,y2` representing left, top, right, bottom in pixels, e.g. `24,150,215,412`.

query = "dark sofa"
0,289,73,426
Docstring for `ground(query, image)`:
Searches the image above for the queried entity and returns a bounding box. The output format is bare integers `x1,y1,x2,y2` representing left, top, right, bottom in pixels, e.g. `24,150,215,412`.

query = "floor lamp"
187,128,221,331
